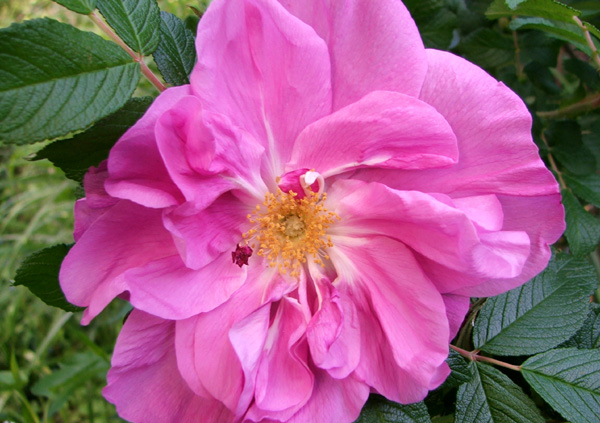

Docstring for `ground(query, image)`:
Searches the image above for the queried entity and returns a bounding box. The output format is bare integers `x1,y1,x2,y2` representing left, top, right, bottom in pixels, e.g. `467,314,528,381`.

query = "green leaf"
546,120,596,176
522,348,600,423
0,18,139,145
34,97,152,183
354,396,431,423
562,189,600,256
459,28,514,69
13,244,82,312
444,349,473,389
455,362,544,423
473,253,597,355
153,11,197,86
564,172,600,208
509,17,594,55
97,0,160,55
486,0,581,23
52,0,97,14
562,304,600,349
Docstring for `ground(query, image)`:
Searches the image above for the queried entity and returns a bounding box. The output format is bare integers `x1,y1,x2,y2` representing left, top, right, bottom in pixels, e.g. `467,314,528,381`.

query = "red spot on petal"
232,244,253,267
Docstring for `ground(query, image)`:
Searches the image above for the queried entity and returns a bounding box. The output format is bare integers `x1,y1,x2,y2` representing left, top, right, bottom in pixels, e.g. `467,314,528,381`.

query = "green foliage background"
1,0,599,422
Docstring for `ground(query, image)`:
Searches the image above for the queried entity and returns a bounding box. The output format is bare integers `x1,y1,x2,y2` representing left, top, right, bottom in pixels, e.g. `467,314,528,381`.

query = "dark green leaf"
562,189,600,256
546,120,596,176
524,61,561,94
53,0,96,14
522,348,600,423
354,396,431,423
486,0,581,23
153,11,196,86
444,349,473,389
34,97,152,183
13,244,82,312
97,0,160,55
562,304,600,349
0,18,139,145
459,28,514,69
565,58,600,90
403,0,458,49
455,362,544,423
509,17,593,55
564,173,600,208
473,253,597,355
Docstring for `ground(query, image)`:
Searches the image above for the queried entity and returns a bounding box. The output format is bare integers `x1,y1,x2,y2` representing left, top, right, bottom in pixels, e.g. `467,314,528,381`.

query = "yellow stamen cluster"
243,189,339,277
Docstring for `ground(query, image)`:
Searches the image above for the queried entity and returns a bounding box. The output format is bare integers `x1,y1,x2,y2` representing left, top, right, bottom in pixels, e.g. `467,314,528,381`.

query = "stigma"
242,187,339,277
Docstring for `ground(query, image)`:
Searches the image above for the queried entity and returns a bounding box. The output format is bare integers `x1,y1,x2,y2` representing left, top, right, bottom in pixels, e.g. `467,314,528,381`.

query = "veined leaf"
510,17,593,55
35,97,153,183
562,304,600,349
455,362,544,423
522,348,600,423
53,0,97,14
153,11,196,86
13,244,82,312
473,254,597,355
563,189,600,257
486,0,581,24
97,0,160,55
444,349,472,389
564,173,600,208
354,396,431,423
0,18,139,145
459,28,514,68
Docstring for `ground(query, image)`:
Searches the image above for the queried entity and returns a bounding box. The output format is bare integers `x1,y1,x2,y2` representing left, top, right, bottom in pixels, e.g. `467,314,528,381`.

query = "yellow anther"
242,189,339,276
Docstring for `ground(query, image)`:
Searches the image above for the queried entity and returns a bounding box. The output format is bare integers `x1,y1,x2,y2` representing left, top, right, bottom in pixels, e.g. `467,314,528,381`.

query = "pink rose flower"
59,0,565,421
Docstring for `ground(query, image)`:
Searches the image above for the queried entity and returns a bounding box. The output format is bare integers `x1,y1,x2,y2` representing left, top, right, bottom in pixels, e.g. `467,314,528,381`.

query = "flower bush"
59,0,565,421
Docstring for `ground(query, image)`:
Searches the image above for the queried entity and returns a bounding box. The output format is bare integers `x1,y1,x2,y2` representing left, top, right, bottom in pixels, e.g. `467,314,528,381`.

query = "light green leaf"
354,396,431,423
34,97,152,183
562,189,600,256
455,362,544,423
97,0,160,55
510,17,593,55
0,18,139,145
153,11,196,86
53,0,96,14
564,173,600,208
473,254,596,355
486,0,581,23
13,244,82,312
522,348,600,423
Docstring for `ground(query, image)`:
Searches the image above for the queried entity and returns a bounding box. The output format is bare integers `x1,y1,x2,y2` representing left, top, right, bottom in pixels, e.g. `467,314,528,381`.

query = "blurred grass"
0,1,208,421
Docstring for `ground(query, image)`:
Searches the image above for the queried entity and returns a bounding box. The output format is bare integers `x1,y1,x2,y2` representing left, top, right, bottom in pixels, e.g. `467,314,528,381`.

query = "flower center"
243,189,339,277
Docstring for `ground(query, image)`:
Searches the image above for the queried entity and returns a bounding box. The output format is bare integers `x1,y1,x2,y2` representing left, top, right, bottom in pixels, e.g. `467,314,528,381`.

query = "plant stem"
89,11,166,93
540,132,567,190
573,16,600,70
537,93,600,119
450,345,522,372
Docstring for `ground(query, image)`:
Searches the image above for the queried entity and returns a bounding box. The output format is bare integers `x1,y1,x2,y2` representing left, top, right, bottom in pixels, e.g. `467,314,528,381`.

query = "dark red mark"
232,244,253,267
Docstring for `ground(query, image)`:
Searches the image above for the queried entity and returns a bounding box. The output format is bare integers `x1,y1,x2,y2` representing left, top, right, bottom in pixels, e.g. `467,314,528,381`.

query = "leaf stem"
573,16,600,71
537,93,600,119
89,11,166,92
450,345,522,372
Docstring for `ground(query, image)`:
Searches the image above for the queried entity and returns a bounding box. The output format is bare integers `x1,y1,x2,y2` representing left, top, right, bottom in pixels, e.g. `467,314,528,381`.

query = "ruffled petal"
329,236,449,403
191,0,332,175
60,201,177,324
288,91,457,177
162,194,250,270
105,86,191,208
104,310,234,423
277,0,427,109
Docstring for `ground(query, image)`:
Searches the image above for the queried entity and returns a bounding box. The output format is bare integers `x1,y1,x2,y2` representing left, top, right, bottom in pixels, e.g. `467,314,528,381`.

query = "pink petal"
105,86,191,208
251,298,312,418
162,194,249,270
175,268,294,412
306,279,360,379
191,0,332,175
288,91,457,178
104,310,234,423
59,201,177,324
285,371,369,423
155,96,266,208
124,253,247,320
328,179,530,279
277,0,427,109
330,236,450,403
442,294,470,342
